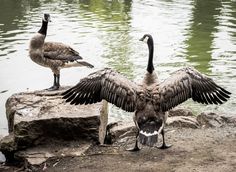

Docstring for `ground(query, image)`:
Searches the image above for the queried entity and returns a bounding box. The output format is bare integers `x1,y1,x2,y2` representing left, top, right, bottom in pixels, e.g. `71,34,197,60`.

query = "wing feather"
159,67,231,112
44,42,82,59
62,68,138,112
43,42,94,68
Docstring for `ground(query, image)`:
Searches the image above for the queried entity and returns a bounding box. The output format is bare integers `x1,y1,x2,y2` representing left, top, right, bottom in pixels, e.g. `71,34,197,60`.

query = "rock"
0,135,6,163
197,112,236,128
219,113,236,126
1,88,103,162
0,134,16,152
0,134,16,162
167,116,199,129
14,140,92,167
197,112,224,128
168,108,194,117
108,122,136,144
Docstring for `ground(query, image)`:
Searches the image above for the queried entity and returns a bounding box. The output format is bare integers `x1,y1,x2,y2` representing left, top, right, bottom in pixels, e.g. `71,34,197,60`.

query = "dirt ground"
1,126,236,172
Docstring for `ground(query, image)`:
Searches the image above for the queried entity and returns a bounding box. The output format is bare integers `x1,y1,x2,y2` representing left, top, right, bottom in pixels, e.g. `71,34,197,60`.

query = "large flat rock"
2,88,102,153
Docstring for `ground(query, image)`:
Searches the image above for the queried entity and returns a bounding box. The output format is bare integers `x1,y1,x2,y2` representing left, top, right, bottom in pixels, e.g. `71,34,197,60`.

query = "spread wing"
159,67,231,112
62,68,139,112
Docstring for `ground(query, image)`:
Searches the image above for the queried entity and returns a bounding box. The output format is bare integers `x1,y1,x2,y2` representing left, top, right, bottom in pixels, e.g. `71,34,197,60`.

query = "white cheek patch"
143,36,149,43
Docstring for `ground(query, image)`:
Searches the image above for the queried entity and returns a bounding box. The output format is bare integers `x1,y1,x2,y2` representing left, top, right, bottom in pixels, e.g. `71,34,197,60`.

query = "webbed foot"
46,85,60,91
126,146,140,152
126,141,140,151
157,143,172,149
157,128,171,149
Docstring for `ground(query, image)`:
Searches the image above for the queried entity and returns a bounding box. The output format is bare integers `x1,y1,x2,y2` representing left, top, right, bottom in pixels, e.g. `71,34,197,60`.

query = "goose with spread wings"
62,34,231,151
29,14,94,91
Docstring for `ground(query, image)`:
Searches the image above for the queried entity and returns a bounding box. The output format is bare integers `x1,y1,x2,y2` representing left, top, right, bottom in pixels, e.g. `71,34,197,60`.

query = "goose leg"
56,74,60,87
104,122,118,145
126,131,140,151
47,74,60,91
157,129,172,149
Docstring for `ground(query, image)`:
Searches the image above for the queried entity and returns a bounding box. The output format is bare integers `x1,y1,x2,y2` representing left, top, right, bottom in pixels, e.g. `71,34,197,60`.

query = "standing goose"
62,34,231,151
29,14,94,90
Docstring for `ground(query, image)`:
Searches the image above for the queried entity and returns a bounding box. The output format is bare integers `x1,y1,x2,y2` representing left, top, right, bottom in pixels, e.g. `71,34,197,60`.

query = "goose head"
43,13,51,22
38,13,51,36
139,34,154,74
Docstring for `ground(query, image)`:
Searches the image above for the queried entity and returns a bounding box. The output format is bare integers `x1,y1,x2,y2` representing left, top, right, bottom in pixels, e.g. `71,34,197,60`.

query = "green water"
0,0,235,135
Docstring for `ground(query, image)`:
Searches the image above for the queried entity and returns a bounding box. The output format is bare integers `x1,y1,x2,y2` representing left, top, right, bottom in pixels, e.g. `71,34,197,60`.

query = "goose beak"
139,37,144,42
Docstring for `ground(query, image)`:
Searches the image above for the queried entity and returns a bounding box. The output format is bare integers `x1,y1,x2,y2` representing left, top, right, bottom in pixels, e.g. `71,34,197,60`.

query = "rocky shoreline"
0,88,235,171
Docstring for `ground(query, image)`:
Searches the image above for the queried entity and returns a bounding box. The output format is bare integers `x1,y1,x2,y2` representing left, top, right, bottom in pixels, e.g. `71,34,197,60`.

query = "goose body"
29,14,94,90
62,34,231,150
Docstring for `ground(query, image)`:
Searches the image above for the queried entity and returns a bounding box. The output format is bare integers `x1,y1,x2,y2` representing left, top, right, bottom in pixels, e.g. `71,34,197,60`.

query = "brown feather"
158,67,231,111
62,68,138,112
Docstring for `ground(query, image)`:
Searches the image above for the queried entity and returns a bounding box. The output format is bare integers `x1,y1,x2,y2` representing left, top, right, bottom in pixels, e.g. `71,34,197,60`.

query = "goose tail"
64,60,94,68
138,120,163,147
75,60,94,68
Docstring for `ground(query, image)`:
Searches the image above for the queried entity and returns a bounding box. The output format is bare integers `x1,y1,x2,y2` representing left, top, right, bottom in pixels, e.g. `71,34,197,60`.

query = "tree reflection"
185,0,222,73
79,0,134,79
0,0,44,33
0,0,42,55
228,0,236,43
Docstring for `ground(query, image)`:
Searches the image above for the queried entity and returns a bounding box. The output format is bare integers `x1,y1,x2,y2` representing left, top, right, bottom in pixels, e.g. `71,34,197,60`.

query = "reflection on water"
0,0,235,135
79,0,135,78
185,0,222,73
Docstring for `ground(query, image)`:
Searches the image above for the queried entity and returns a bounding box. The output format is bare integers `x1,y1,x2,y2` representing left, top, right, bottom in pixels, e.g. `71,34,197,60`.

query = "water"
0,0,235,136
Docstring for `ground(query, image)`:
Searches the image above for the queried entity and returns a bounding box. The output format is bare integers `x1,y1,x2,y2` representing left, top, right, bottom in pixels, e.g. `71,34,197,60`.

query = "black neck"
38,20,48,35
147,38,154,74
